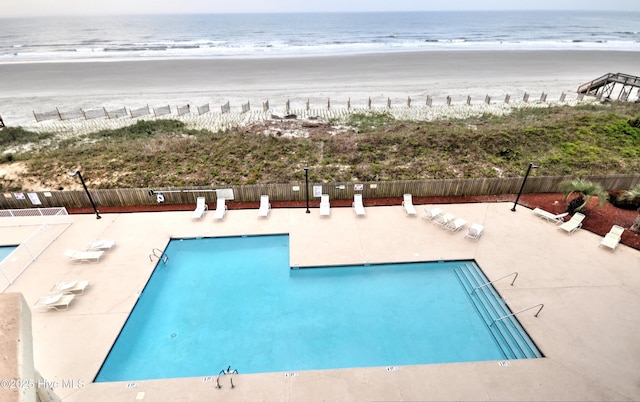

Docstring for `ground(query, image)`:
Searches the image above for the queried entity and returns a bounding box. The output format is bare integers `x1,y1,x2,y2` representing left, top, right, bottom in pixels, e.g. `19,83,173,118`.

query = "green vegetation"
2,101,640,191
559,178,608,214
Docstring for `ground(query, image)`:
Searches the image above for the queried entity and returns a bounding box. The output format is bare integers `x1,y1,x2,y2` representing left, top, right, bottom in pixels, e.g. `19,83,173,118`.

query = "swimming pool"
95,234,540,382
0,246,17,262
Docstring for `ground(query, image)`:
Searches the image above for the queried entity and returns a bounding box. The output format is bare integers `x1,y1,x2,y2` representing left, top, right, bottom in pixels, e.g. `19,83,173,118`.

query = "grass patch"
2,102,640,191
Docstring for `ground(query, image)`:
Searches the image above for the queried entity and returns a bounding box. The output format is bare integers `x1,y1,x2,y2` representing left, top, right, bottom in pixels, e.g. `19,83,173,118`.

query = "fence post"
559,92,566,102
407,96,411,108
347,98,351,110
467,95,471,106
446,96,451,106
368,97,372,109
327,98,330,110
286,100,290,113
485,95,491,105
504,94,510,104
523,93,529,102
426,96,432,107
387,98,391,108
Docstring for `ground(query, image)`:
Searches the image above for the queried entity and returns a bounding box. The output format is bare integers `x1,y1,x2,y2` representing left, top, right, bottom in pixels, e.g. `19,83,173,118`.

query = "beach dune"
0,50,638,127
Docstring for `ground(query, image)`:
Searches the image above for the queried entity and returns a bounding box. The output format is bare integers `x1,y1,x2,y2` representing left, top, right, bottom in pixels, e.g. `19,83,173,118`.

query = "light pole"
69,170,101,219
511,163,538,212
304,165,310,213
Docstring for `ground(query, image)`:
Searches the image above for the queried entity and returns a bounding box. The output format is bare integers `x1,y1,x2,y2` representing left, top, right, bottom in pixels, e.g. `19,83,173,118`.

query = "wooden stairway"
577,73,640,100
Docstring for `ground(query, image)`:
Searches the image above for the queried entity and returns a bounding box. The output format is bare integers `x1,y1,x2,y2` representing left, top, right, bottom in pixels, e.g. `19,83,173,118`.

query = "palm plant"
559,178,607,215
625,184,640,234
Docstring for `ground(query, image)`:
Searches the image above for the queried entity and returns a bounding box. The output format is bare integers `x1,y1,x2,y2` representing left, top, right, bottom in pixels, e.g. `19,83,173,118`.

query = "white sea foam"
0,11,638,63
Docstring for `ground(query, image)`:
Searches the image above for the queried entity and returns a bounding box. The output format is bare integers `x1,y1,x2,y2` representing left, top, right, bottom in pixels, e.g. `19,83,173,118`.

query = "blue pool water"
0,246,17,262
96,234,539,382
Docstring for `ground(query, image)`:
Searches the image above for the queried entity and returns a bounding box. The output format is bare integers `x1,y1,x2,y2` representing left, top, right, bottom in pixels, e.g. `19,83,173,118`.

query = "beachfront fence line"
1,174,638,211
29,91,594,123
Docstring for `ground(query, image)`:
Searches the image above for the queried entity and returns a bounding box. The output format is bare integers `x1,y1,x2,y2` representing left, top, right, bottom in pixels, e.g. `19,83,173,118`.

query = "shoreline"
1,47,639,66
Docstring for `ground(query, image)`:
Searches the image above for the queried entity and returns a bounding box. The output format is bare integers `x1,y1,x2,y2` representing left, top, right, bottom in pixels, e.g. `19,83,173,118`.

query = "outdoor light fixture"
511,163,539,212
304,165,310,213
69,170,101,219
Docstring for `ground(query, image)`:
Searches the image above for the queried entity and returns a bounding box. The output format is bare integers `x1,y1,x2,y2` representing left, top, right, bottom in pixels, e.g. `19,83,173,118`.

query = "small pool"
0,246,18,262
96,234,540,382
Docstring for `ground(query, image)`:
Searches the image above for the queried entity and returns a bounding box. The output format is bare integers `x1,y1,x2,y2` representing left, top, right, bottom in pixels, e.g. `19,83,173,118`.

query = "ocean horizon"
0,10,639,63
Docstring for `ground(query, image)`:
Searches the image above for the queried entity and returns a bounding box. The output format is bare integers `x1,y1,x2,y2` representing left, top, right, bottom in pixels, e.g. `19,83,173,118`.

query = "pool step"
454,262,542,360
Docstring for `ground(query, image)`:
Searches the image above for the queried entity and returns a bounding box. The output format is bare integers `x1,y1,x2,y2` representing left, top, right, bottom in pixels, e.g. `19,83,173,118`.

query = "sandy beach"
0,50,638,130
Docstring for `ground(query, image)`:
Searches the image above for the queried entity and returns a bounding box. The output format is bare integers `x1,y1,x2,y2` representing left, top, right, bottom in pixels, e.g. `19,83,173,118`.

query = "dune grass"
3,101,640,191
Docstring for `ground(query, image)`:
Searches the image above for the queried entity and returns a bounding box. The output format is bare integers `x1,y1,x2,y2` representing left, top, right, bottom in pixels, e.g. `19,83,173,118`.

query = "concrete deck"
1,202,639,401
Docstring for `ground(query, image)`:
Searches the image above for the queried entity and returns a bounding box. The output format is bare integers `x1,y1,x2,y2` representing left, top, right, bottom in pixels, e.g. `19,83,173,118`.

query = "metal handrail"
148,248,169,264
472,271,518,294
490,304,544,326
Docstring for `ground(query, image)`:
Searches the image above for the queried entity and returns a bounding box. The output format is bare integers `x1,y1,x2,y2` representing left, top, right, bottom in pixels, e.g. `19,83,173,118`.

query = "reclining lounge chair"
353,194,366,216
319,194,331,217
64,249,104,263
213,198,227,221
600,225,624,250
258,195,271,217
558,212,585,234
423,207,443,221
33,293,75,311
402,193,417,216
192,197,208,219
533,207,568,225
465,223,484,241
50,280,90,295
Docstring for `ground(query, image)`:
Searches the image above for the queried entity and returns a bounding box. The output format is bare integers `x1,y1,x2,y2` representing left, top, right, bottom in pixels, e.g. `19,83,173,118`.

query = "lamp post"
304,165,310,213
69,170,101,219
511,163,538,212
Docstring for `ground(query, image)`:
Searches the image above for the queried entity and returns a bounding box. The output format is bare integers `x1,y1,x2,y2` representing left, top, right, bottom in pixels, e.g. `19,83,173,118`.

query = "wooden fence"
1,175,638,210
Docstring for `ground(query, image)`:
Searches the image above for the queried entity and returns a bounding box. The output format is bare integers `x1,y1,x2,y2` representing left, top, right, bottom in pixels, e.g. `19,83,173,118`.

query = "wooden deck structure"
578,72,640,101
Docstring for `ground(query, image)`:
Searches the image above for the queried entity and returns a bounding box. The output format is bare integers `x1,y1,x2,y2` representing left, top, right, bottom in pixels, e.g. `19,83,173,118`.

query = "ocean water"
0,11,638,63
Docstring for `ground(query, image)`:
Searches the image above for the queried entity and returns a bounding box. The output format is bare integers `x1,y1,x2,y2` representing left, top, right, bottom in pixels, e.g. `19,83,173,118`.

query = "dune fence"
1,174,638,211
28,90,606,124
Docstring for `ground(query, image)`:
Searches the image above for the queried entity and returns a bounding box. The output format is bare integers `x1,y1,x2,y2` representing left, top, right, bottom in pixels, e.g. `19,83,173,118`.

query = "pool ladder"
149,248,169,264
216,366,239,389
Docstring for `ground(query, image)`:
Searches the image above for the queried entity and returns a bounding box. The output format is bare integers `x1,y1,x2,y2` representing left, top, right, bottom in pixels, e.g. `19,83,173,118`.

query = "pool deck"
2,202,640,401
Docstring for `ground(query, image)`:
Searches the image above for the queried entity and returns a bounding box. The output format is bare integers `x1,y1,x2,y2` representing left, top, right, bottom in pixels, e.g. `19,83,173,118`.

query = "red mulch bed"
68,193,639,250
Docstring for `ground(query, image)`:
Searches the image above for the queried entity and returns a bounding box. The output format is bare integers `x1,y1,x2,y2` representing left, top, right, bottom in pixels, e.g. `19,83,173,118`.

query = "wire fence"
0,208,72,292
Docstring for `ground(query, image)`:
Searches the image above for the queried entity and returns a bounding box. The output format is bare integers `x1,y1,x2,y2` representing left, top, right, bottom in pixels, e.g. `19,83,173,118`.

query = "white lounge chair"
465,223,484,241
402,193,417,216
558,212,585,234
33,293,75,311
50,280,90,295
353,194,366,216
533,207,568,225
600,225,624,250
191,197,208,219
258,195,271,217
319,194,331,217
64,249,104,263
85,239,116,252
423,207,443,220
433,212,455,227
213,198,227,221
445,218,467,232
